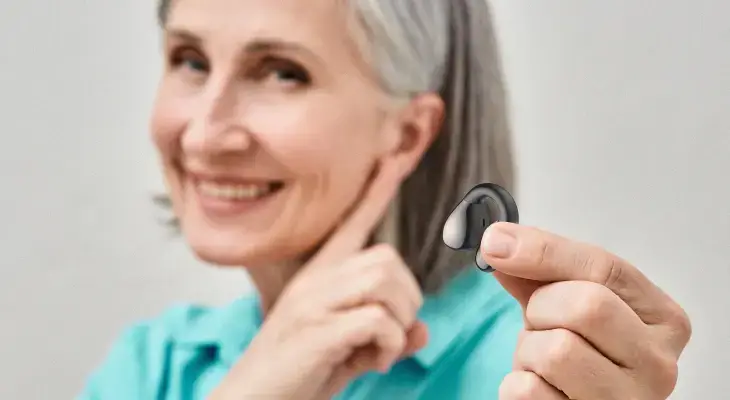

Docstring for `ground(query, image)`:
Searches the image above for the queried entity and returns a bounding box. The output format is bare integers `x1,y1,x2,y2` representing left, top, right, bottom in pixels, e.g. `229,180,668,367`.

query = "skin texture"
485,224,692,399
151,0,443,309
209,161,430,399
151,0,693,398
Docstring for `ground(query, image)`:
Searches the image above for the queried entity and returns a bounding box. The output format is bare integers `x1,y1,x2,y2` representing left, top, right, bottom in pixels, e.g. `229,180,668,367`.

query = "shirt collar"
410,267,512,369
175,267,511,370
175,294,263,367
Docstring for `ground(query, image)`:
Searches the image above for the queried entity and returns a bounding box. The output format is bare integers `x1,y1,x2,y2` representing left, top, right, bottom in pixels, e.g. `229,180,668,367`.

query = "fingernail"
482,226,516,258
475,252,495,272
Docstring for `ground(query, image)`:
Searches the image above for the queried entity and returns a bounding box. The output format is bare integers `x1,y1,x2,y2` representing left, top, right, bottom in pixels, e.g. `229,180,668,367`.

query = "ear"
380,93,445,176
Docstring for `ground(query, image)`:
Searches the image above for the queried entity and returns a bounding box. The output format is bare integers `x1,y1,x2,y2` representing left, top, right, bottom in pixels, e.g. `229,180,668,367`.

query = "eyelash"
169,47,209,74
167,46,311,86
260,57,311,85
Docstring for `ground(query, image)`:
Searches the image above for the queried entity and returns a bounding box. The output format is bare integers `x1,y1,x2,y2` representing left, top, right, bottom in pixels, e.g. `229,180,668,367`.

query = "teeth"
198,181,273,200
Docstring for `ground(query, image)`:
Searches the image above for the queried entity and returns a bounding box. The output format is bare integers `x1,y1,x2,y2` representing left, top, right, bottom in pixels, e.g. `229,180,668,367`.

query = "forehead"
166,0,356,51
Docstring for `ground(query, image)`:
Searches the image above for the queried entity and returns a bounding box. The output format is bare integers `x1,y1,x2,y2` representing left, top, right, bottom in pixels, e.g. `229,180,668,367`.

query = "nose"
182,75,252,155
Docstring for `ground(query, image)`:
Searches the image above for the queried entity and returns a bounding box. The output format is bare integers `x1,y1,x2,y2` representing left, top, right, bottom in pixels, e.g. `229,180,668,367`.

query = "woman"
79,0,692,399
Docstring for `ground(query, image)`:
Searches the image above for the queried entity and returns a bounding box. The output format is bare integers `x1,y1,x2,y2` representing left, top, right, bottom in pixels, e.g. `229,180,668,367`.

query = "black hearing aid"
442,183,519,272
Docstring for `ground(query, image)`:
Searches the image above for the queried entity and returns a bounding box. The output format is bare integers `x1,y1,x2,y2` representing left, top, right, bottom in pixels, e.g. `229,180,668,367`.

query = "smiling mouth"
196,180,286,201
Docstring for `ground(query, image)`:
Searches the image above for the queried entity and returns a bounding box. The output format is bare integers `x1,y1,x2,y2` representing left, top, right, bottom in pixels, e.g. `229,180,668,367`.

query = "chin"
181,223,305,269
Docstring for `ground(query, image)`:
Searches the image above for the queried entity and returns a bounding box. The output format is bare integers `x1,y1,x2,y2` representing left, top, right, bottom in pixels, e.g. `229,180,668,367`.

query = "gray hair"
156,0,515,294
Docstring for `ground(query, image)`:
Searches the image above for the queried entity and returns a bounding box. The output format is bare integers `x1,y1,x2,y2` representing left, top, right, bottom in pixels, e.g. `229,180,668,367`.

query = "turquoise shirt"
78,268,523,399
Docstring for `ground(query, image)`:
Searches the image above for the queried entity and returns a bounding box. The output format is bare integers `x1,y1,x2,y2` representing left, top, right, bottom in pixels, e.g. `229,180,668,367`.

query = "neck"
245,261,300,314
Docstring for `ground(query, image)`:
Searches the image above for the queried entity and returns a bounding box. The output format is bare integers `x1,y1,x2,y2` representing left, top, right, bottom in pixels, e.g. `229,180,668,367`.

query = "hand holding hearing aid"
444,184,692,399
209,161,427,400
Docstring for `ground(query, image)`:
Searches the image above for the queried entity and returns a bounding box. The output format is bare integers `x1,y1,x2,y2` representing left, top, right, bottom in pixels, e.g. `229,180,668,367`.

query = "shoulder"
413,269,523,399
445,296,522,398
77,300,253,400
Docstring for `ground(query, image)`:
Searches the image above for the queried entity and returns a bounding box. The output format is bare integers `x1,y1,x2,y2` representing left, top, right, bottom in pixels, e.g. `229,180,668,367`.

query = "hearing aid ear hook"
442,183,519,272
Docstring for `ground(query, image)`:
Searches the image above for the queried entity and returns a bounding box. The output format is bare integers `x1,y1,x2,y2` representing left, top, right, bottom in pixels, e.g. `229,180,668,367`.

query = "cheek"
245,93,381,176
245,94,383,235
149,92,191,157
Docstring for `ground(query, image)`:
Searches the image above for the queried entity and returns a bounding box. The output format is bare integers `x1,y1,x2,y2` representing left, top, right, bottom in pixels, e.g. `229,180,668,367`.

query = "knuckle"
362,244,414,292
657,357,679,396
367,245,400,273
589,251,624,287
362,263,391,292
530,236,555,267
414,290,425,309
540,329,576,374
570,283,614,326
372,243,400,260
391,329,408,351
364,305,391,326
658,357,680,395
499,372,543,400
647,350,680,397
667,304,693,342
631,341,680,399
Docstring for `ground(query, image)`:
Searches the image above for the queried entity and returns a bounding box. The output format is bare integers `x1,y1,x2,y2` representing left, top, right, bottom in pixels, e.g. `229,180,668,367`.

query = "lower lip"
193,183,284,217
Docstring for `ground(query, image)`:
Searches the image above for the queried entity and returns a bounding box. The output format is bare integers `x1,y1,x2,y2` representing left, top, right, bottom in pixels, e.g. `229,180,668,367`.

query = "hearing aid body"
442,183,519,272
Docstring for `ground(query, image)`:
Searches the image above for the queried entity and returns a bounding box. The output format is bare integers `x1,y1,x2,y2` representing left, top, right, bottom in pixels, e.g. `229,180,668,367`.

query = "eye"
258,57,311,86
169,46,209,75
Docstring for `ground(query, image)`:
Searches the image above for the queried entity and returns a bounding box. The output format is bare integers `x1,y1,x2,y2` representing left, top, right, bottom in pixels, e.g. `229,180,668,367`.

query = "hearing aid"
442,183,519,272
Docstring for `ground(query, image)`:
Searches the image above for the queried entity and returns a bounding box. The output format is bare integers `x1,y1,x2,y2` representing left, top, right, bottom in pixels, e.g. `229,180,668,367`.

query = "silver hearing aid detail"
442,183,519,272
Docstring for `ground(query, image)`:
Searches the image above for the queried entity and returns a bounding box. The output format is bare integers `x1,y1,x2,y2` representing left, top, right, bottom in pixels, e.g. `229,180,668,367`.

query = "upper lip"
186,168,283,185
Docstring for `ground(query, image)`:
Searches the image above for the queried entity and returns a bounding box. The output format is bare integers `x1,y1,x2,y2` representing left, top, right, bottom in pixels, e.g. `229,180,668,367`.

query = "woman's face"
151,0,440,268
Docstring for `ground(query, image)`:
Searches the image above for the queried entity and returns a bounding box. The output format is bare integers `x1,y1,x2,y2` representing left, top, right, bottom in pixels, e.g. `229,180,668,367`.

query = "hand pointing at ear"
482,223,692,400
208,160,428,400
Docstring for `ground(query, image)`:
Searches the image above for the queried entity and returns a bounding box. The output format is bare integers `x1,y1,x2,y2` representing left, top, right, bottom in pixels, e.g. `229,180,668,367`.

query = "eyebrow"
165,28,325,65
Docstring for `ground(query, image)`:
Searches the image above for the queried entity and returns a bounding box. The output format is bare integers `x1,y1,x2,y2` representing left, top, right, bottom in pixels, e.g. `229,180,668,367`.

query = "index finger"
481,222,677,325
307,160,403,269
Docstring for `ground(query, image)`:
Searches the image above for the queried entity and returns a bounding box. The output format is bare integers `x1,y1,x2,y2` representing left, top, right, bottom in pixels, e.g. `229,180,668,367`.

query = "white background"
0,1,727,398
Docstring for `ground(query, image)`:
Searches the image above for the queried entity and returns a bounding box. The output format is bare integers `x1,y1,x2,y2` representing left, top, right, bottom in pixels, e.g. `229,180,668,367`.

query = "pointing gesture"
483,222,692,400
210,160,427,400
305,160,402,269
